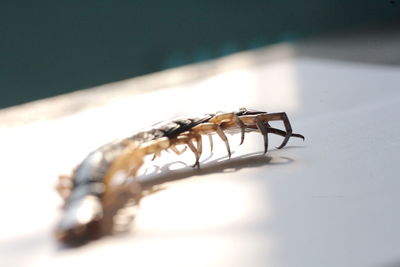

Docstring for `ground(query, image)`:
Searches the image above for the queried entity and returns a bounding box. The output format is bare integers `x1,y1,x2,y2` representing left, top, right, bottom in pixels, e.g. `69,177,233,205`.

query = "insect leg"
56,174,73,201
267,127,305,140
209,112,246,145
255,117,269,154
170,145,187,155
239,112,300,152
190,122,231,158
173,134,202,168
105,137,171,186
193,133,202,168
103,138,173,209
137,138,171,164
208,135,213,152
254,112,293,149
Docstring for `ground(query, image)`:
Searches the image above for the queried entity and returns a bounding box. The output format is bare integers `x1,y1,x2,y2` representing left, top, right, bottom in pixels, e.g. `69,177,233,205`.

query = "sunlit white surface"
1,53,400,267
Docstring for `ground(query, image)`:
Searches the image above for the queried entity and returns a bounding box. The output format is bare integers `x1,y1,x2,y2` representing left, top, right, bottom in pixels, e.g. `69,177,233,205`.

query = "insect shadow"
139,150,295,190
56,149,297,249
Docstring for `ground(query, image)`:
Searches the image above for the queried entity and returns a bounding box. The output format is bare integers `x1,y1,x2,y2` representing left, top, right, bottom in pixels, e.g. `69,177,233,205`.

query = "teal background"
1,1,399,108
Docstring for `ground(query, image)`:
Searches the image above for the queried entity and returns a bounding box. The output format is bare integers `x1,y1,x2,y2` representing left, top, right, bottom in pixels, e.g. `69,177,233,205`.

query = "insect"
55,108,304,244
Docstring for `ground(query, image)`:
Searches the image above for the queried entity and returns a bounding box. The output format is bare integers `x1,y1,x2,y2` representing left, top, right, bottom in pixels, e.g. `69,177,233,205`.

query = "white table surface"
1,48,400,267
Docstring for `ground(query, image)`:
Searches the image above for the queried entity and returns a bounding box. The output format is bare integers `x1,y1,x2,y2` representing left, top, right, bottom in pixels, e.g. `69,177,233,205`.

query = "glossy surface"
1,46,400,266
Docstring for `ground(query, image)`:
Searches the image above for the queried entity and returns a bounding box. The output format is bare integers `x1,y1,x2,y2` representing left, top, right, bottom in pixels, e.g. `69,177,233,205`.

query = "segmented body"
55,108,304,244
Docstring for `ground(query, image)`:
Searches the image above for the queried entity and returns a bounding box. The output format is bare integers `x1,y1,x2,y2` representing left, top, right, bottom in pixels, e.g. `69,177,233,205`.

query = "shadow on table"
140,150,295,189
55,148,299,249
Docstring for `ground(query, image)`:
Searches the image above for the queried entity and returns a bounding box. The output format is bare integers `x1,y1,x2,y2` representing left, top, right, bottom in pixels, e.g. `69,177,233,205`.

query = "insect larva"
55,108,304,244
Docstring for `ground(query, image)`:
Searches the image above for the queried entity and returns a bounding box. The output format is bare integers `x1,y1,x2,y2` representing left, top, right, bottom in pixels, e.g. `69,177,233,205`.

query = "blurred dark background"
1,1,399,109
